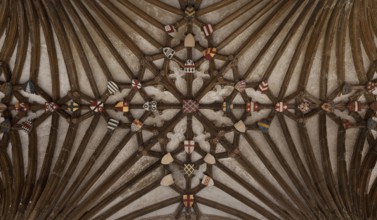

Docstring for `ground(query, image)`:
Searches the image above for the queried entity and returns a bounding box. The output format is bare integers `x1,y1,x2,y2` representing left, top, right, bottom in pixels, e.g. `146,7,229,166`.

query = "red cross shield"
183,194,194,207
184,140,195,154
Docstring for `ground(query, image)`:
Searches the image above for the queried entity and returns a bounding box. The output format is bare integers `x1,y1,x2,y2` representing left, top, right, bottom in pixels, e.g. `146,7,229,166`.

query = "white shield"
204,153,216,165
160,174,174,186
161,153,174,165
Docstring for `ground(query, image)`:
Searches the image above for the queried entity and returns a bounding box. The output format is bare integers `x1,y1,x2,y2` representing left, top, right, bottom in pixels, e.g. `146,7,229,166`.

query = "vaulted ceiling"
0,0,377,219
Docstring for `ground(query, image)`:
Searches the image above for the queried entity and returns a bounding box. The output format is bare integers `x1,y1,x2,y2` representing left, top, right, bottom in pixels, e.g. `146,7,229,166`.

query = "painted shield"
20,120,33,134
131,79,142,90
115,101,129,112
45,102,59,112
201,175,214,187
246,101,259,113
185,6,195,17
183,164,195,176
258,119,270,133
223,101,233,113
182,99,199,113
163,47,175,59
297,100,311,113
321,102,334,112
203,48,216,60
202,24,213,37
131,119,143,132
182,194,194,207
234,80,246,93
204,153,216,165
347,101,361,112
184,60,195,73
257,80,268,93
366,82,376,93
161,153,174,165
143,101,157,112
184,140,195,154
15,102,29,113
107,81,119,94
67,100,79,112
90,101,104,112
164,25,177,37
234,120,246,133
107,118,119,131
275,102,288,112
160,174,174,186
343,120,352,129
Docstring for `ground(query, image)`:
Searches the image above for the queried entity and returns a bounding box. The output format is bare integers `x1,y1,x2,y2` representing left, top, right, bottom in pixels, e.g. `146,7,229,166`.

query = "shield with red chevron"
257,80,268,93
185,6,195,18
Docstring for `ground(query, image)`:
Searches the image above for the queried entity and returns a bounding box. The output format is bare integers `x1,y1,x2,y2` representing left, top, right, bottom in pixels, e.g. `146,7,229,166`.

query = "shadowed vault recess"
1,0,377,219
